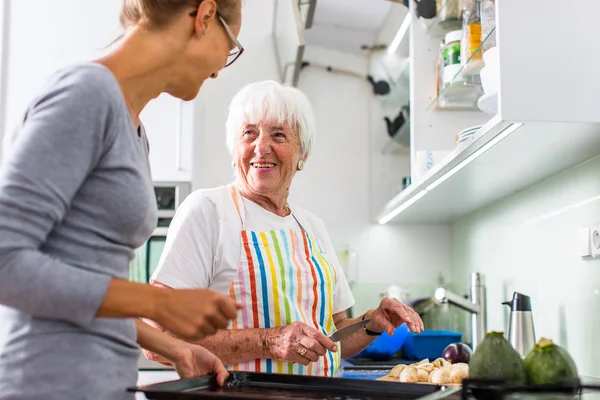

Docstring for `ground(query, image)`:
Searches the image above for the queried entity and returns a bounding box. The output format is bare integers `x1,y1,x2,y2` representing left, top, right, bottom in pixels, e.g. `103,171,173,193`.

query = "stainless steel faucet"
434,272,487,351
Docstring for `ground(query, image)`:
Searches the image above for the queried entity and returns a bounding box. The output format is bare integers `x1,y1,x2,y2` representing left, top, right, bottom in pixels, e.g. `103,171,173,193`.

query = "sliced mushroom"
449,363,469,383
417,368,430,382
415,362,435,373
399,366,419,383
389,364,407,378
429,367,451,385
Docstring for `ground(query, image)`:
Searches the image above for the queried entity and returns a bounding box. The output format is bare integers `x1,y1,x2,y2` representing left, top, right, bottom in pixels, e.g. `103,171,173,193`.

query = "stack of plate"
457,125,482,146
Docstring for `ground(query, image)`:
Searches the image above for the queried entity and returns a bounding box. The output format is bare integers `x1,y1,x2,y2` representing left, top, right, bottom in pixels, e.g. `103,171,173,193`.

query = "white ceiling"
304,0,392,54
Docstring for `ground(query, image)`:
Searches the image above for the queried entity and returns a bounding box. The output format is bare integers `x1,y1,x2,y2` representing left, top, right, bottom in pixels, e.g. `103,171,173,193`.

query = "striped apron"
227,186,341,376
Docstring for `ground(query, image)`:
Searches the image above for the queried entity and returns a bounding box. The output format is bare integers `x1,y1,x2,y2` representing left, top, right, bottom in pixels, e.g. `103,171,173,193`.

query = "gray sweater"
0,63,157,399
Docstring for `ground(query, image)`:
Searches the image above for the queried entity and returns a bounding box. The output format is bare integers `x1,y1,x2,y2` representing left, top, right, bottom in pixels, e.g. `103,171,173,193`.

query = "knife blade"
328,318,372,342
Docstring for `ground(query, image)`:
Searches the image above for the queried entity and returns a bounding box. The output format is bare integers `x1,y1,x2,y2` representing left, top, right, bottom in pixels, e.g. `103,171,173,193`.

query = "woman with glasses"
0,1,243,399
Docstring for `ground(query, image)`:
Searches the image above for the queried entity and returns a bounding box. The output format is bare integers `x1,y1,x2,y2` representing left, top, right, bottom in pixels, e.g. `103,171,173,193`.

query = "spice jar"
442,30,462,67
460,0,484,76
441,30,462,87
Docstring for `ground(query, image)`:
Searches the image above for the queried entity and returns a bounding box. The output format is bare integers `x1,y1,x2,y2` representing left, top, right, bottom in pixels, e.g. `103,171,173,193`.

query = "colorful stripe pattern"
227,190,340,376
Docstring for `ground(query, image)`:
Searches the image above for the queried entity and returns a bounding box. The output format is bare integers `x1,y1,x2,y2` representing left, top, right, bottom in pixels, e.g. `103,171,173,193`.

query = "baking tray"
130,372,459,400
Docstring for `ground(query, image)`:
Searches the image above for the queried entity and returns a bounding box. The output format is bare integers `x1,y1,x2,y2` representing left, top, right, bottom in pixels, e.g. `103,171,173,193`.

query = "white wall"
451,155,600,377
2,0,121,151
192,0,281,188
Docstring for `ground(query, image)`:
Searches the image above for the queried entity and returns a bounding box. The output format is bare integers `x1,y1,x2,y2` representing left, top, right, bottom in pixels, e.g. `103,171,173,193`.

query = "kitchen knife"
328,318,372,342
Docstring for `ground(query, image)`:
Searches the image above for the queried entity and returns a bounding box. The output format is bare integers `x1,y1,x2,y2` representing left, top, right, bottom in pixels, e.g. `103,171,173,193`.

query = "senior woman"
145,80,424,376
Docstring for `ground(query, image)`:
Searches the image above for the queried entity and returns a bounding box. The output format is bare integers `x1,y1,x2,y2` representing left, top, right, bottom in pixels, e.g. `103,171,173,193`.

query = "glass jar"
441,30,462,87
437,0,462,30
480,0,496,51
460,0,484,76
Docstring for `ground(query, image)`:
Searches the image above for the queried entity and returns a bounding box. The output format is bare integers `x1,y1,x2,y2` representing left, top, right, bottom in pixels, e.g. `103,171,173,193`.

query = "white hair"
225,80,317,158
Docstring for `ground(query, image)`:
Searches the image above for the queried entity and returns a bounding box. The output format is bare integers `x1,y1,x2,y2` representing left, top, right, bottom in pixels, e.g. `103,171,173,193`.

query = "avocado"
469,331,526,385
524,337,578,385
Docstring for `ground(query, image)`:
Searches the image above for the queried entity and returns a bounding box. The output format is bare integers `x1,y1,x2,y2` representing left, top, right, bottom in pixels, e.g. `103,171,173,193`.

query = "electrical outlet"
590,223,600,258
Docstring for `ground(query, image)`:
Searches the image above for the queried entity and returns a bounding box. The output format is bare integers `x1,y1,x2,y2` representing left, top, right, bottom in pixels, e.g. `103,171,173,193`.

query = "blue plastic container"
351,323,410,361
401,330,462,361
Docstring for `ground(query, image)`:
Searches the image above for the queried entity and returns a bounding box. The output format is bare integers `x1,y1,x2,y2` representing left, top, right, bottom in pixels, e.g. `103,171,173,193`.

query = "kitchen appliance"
130,182,191,284
134,182,190,371
434,272,487,351
503,292,536,358
329,319,371,342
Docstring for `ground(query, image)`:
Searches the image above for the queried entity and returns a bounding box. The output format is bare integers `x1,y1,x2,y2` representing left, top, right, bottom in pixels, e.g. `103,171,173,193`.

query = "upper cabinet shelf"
427,28,495,111
378,117,600,224
376,0,600,225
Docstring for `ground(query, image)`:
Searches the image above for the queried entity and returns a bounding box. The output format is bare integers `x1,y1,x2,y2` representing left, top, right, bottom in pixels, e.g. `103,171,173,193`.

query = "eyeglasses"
189,8,244,67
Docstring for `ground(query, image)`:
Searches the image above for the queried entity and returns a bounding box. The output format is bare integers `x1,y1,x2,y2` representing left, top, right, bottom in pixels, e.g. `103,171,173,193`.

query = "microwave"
130,182,191,283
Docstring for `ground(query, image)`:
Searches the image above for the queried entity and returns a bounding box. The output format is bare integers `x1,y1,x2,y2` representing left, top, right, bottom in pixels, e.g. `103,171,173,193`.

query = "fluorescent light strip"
387,13,411,55
526,194,600,226
378,122,523,225
426,123,522,191
378,190,428,224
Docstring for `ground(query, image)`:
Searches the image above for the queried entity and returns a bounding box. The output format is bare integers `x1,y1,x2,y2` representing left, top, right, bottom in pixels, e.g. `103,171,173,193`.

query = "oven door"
130,227,168,284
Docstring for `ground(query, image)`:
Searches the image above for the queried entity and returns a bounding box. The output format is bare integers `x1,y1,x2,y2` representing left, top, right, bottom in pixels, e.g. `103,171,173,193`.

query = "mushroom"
399,366,419,383
389,364,407,379
449,362,470,384
417,368,430,382
429,367,451,385
415,362,435,373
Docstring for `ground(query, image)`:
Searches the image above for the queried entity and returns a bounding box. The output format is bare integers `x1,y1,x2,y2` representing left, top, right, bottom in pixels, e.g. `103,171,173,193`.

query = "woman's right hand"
152,289,240,341
266,322,338,365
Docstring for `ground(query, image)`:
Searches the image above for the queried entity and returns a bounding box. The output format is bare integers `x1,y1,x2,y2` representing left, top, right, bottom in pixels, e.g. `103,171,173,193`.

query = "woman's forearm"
96,279,163,319
337,312,378,359
198,328,273,365
142,315,274,366
136,319,184,363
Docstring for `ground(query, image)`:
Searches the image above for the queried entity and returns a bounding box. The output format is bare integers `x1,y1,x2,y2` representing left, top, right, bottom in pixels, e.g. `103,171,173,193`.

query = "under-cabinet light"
526,194,600,226
387,13,411,55
378,190,428,224
425,123,522,191
378,122,523,225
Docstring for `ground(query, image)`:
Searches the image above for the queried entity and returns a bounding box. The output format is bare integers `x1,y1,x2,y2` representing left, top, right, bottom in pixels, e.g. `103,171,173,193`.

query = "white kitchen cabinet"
372,0,600,225
140,94,194,182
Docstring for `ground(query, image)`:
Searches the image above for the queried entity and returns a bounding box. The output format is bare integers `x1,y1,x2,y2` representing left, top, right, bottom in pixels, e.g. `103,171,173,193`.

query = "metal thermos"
503,292,536,358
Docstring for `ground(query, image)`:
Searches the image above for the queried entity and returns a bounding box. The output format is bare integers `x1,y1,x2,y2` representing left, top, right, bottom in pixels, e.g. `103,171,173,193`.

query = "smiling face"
234,118,304,197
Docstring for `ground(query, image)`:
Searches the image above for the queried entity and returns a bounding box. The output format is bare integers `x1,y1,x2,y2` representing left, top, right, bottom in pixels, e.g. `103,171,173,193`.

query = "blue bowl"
351,323,410,361
401,330,463,361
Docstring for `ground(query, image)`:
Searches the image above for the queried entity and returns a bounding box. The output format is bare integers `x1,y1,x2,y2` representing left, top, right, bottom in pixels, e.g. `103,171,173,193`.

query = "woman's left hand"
366,298,424,335
172,344,229,387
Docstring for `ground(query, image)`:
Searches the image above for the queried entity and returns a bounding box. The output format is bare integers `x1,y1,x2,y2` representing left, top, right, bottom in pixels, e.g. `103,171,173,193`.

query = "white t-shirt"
151,185,355,315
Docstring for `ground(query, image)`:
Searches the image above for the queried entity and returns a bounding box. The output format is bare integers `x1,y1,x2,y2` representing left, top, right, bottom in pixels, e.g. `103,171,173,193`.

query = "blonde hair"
120,0,241,28
225,81,317,158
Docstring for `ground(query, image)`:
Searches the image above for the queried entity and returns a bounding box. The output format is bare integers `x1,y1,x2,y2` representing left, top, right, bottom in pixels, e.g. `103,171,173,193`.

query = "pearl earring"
297,160,304,171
